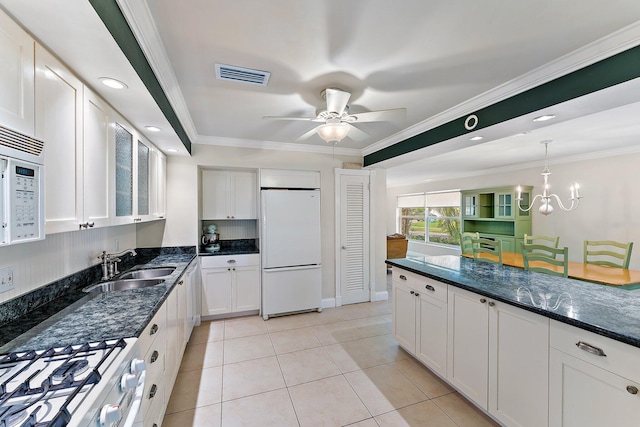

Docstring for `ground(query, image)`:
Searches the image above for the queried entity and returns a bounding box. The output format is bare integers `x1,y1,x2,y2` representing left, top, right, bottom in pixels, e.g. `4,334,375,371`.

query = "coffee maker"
202,224,220,252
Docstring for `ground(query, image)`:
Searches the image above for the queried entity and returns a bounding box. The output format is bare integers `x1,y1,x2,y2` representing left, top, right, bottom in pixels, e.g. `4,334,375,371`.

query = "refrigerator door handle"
263,264,322,272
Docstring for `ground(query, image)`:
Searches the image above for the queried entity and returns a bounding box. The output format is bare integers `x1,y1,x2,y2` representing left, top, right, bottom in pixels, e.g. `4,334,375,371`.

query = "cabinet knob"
480,298,487,304
627,385,638,395
87,221,95,228
410,290,415,295
415,293,419,297
178,280,184,286
488,301,495,307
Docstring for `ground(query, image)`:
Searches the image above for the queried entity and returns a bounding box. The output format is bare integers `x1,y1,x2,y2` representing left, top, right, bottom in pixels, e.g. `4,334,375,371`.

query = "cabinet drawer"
200,254,259,269
392,269,447,303
138,304,166,355
550,320,640,382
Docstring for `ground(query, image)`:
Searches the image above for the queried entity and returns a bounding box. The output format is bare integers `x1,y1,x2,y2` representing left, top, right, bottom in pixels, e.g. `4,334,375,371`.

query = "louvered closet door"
340,174,370,305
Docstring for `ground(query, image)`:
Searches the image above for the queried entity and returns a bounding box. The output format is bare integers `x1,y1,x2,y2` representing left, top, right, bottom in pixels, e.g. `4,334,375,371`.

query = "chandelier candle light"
516,140,582,216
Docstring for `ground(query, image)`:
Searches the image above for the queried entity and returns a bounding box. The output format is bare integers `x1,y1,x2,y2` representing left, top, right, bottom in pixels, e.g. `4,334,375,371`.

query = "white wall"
146,143,388,300
386,151,640,269
0,225,137,303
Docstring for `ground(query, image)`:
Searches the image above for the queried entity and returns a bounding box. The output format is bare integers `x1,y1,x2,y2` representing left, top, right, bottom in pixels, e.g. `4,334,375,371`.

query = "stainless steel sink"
83,278,166,293
118,267,176,280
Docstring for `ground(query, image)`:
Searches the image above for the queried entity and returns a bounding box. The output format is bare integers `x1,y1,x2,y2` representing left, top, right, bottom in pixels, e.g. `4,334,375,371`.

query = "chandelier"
516,140,582,216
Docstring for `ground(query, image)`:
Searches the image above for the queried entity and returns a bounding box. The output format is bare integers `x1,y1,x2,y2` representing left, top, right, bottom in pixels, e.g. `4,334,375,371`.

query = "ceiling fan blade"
345,124,368,142
296,126,321,142
325,88,351,115
347,108,406,123
262,115,324,122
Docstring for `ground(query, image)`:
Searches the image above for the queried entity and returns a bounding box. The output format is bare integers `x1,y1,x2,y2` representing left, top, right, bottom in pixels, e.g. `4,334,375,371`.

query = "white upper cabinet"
35,44,84,234
82,88,113,229
0,9,34,136
202,170,257,219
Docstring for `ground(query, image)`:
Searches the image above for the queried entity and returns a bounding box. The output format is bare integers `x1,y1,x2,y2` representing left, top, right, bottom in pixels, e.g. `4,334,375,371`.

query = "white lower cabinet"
391,269,448,377
447,286,549,427
549,320,640,427
201,254,260,317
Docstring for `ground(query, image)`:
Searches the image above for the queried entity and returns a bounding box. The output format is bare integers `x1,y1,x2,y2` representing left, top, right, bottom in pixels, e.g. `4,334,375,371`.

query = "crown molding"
116,0,198,142
195,135,363,157
364,21,640,157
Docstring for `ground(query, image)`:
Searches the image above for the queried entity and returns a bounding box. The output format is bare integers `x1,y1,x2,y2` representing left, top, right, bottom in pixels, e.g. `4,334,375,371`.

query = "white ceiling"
2,0,640,186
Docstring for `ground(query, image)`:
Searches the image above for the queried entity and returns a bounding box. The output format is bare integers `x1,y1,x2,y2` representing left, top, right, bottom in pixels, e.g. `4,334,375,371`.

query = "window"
397,191,461,246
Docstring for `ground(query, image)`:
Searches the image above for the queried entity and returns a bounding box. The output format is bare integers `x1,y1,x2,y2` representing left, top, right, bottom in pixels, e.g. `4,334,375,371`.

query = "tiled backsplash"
201,219,258,239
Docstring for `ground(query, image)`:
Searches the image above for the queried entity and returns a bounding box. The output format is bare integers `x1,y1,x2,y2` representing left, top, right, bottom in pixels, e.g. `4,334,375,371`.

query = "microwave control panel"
2,158,45,245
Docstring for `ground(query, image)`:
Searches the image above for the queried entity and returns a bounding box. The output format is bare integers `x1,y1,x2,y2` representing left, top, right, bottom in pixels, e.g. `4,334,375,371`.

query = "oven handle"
122,370,146,427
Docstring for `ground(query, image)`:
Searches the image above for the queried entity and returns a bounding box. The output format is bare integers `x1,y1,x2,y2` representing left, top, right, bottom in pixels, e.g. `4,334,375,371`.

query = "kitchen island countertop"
386,255,640,349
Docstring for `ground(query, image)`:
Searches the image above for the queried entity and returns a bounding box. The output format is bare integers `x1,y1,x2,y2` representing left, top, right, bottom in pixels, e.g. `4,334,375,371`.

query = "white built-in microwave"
0,125,45,246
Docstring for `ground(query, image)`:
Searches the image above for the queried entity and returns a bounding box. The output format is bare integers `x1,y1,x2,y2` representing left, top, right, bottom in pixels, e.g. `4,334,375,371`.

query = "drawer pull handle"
178,280,184,286
425,284,435,292
150,350,159,363
627,385,638,395
227,259,236,264
150,324,159,335
576,341,607,357
410,290,415,295
480,298,487,304
149,384,158,399
399,275,407,280
488,301,495,307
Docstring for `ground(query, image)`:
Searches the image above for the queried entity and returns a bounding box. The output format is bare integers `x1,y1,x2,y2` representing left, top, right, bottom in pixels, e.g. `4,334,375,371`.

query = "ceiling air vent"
215,63,270,86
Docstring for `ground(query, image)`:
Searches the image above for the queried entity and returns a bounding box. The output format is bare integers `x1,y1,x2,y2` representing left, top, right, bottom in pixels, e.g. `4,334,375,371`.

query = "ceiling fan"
263,88,406,144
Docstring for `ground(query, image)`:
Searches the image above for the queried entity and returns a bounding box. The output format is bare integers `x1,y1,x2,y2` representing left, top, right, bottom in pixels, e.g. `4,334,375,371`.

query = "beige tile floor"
163,293,500,426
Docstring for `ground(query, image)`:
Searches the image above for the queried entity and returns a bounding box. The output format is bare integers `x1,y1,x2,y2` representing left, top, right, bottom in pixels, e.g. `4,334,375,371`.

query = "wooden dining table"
462,251,640,289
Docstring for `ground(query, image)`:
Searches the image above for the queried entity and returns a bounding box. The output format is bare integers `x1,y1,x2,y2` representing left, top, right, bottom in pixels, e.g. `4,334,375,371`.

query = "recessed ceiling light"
166,148,178,153
469,136,483,141
99,77,128,89
532,114,556,122
145,126,161,132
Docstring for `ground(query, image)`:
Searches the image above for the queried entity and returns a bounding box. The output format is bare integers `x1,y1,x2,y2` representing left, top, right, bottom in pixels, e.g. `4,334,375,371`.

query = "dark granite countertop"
386,255,640,349
0,250,197,353
199,239,259,256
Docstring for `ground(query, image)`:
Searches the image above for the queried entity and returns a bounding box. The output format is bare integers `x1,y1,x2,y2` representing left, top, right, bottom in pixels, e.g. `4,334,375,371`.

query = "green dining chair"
524,234,560,248
472,238,503,265
522,244,569,278
583,240,633,269
460,232,479,255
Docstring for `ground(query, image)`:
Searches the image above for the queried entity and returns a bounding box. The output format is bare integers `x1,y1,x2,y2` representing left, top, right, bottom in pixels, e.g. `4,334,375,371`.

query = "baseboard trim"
373,291,389,302
321,298,336,309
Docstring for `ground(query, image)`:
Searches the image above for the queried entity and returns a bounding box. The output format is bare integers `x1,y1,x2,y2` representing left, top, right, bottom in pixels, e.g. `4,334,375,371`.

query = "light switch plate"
0,267,15,293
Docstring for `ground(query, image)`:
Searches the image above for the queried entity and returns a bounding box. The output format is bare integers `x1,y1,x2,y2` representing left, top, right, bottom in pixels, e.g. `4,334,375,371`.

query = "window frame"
397,191,461,247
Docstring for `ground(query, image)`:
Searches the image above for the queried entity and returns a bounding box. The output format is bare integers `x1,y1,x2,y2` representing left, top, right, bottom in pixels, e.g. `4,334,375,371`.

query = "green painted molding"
88,0,192,154
364,44,640,167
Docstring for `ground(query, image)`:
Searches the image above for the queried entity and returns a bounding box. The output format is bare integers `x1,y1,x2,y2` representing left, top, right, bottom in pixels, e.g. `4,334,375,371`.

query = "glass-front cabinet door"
463,194,478,218
114,122,133,221
496,192,513,218
136,140,150,220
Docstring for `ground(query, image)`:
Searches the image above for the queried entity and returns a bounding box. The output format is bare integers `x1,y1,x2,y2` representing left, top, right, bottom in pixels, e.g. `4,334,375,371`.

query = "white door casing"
335,169,370,305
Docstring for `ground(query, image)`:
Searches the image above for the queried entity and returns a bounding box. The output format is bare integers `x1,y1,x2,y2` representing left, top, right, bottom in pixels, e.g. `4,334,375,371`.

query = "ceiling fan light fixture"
316,122,350,144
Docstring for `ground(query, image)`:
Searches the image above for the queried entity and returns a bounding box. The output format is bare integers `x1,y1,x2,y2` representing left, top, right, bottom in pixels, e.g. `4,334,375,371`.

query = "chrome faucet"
98,249,137,280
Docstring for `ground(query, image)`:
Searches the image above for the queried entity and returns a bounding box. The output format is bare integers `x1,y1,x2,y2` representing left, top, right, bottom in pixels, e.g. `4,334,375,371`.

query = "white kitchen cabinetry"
137,303,166,426
391,268,448,377
202,170,257,219
201,254,260,317
0,9,34,136
549,320,640,427
82,88,113,229
150,146,166,219
35,44,84,234
447,286,549,426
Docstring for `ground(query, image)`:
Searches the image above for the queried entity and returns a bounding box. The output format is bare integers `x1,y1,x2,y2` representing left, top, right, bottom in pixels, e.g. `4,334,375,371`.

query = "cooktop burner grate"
0,339,128,427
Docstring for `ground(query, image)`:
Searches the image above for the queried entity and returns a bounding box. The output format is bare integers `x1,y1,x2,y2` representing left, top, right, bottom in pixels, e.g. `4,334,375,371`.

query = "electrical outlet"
0,267,15,293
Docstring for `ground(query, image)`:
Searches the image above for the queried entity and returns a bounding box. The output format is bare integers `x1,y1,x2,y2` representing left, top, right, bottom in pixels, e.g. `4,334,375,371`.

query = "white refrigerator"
261,189,322,319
